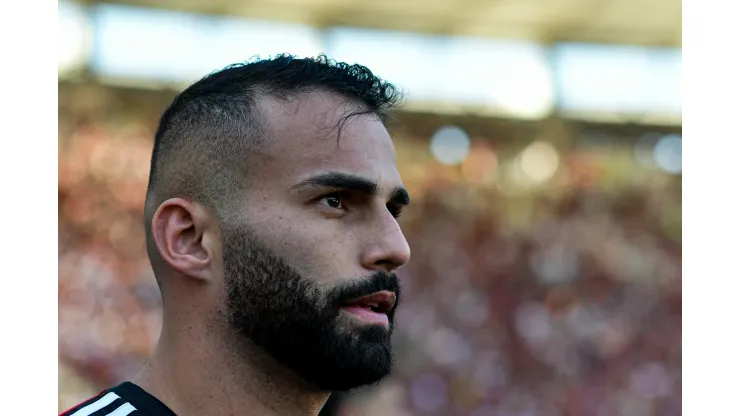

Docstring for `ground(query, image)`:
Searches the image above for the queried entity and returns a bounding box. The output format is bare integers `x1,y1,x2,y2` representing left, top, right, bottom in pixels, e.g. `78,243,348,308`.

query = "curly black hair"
144,54,403,266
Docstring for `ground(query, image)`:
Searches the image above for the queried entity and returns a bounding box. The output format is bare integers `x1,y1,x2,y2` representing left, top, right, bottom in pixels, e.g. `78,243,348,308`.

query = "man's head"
144,55,411,391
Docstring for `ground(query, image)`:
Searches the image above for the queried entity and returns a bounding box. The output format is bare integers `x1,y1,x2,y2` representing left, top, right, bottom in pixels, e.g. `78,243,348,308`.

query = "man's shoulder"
60,382,175,416
60,384,137,416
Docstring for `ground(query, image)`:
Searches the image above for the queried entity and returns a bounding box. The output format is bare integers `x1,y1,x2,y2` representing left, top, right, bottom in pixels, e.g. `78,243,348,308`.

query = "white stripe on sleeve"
105,402,137,416
70,392,121,416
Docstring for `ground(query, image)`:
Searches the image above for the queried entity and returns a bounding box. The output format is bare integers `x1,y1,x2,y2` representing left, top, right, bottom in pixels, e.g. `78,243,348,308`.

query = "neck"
132,319,330,416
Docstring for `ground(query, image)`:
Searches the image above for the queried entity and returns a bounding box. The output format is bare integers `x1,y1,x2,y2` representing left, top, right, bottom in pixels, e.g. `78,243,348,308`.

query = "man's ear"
151,198,219,282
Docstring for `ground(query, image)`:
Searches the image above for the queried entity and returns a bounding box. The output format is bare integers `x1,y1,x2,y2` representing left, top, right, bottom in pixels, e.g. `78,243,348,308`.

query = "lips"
341,290,397,314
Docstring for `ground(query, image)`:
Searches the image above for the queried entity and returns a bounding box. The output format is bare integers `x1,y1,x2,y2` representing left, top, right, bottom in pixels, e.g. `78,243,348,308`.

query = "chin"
310,348,395,391
289,324,396,392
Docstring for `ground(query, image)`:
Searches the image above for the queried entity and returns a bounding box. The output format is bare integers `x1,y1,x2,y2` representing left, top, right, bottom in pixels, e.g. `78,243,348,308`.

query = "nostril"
373,259,397,273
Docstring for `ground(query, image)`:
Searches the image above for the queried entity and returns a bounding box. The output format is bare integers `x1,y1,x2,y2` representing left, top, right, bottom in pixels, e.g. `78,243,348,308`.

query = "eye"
318,193,344,210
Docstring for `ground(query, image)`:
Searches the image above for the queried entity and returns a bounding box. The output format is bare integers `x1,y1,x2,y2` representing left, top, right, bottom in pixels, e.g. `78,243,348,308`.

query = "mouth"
339,291,397,325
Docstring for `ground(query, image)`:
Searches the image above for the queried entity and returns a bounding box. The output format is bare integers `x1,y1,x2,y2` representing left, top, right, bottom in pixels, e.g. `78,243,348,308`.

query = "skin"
133,90,411,416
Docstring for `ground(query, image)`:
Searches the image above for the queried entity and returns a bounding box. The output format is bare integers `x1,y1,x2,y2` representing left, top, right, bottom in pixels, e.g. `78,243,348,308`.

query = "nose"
360,214,411,273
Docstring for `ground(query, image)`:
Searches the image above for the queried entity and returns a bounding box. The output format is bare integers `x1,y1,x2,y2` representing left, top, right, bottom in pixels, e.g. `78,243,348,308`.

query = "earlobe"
152,198,215,281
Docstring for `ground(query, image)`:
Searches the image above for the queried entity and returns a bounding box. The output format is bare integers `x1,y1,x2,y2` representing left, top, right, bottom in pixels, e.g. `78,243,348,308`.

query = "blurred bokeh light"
430,126,472,165
654,134,682,174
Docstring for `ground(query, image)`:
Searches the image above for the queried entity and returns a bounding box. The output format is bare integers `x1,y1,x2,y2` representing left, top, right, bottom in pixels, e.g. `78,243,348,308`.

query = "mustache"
325,271,401,308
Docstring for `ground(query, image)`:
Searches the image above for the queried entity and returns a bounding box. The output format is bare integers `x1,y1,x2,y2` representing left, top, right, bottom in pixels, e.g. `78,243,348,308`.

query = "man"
62,54,411,416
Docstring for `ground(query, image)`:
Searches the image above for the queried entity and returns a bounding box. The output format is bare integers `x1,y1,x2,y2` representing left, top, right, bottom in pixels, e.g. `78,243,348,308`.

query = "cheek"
245,200,363,280
276,225,361,282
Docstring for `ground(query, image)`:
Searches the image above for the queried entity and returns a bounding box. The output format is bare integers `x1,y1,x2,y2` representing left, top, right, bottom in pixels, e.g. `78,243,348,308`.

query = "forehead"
252,91,402,187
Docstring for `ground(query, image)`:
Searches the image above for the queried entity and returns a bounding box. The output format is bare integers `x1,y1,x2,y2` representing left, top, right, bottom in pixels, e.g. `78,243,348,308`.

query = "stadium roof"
88,0,681,47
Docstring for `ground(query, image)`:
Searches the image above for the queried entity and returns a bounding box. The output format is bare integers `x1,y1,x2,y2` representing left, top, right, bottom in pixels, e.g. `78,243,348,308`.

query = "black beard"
221,224,401,391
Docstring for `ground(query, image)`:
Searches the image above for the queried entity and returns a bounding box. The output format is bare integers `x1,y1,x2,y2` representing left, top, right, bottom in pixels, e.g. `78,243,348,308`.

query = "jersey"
60,382,176,416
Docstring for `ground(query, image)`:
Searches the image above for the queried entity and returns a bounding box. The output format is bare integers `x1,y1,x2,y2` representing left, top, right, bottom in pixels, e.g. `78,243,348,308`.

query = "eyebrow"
291,172,411,206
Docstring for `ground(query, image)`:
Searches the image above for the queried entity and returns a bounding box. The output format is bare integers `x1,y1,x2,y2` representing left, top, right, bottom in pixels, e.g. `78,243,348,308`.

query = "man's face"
219,91,411,391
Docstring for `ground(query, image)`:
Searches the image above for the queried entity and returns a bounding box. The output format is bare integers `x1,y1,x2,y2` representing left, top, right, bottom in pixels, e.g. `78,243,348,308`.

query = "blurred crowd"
59,112,681,415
